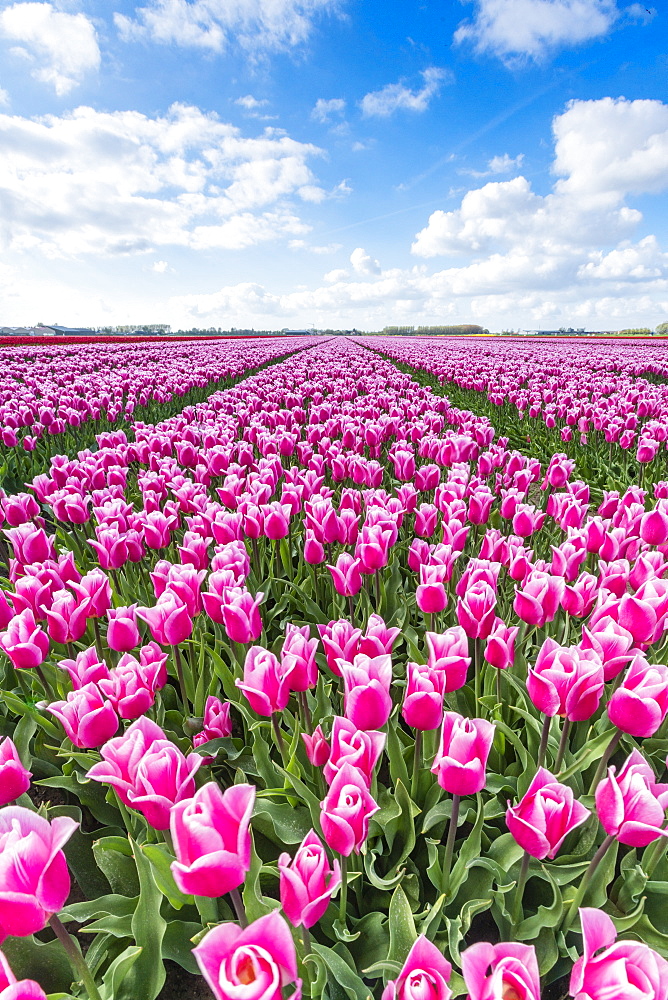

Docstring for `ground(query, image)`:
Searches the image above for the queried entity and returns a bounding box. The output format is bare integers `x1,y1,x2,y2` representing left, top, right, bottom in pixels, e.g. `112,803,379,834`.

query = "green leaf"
2,935,73,995
60,894,138,924
252,798,312,846
386,715,410,790
387,885,417,966
557,727,617,781
243,831,281,923
92,836,141,897
162,920,201,974
100,945,142,1000
114,838,167,1000
311,943,372,1000
141,842,193,910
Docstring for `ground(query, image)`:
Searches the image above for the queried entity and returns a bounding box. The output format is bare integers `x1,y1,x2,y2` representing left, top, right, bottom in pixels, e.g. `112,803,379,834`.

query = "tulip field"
2,334,668,1000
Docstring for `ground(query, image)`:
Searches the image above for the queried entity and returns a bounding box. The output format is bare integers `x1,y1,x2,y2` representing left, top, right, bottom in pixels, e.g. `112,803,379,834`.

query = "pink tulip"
106,604,141,652
236,646,290,717
513,569,565,627
137,590,193,646
278,829,341,928
193,696,233,751
416,564,449,614
402,661,446,731
0,737,31,804
281,624,318,692
570,908,668,1000
302,725,330,768
0,949,48,999
327,553,363,597
44,589,89,644
170,782,255,897
484,619,518,671
526,639,604,722
320,762,379,856
595,749,668,847
98,661,156,721
359,614,401,657
193,910,301,1000
431,712,495,796
382,935,452,1000
70,568,111,618
47,682,119,748
0,806,78,937
59,646,110,689
506,767,590,859
608,654,668,737
425,627,470,692
461,941,540,1000
87,716,202,830
580,619,636,682
318,620,362,677
414,503,439,539
456,581,497,639
221,587,264,644
0,609,49,669
324,716,385,784
339,653,393,730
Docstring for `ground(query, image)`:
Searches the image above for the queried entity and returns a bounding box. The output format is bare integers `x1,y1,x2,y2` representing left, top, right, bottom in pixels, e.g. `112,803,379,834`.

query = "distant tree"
656,321,668,335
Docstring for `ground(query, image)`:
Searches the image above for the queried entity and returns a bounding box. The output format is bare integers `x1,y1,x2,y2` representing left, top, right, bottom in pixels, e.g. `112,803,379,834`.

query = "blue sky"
0,0,666,331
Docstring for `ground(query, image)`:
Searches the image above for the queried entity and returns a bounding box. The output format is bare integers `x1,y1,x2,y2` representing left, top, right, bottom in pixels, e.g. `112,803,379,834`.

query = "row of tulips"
0,336,309,491
373,335,668,490
1,338,668,999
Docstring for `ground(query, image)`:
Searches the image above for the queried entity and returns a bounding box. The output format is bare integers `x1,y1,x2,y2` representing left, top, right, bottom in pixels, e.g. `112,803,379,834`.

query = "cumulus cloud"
115,0,340,55
0,102,327,256
0,2,100,95
413,98,668,275
311,97,346,122
454,0,620,62
350,247,381,275
360,67,448,118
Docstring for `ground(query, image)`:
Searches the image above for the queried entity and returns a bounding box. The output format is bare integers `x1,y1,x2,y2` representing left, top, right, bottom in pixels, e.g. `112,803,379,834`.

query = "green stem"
173,644,189,708
555,718,572,772
230,887,248,927
537,715,551,770
510,851,531,936
35,664,56,702
473,639,483,715
442,794,461,897
93,618,105,664
339,854,348,924
561,834,615,935
588,730,622,793
272,713,287,766
411,730,423,802
49,914,102,1000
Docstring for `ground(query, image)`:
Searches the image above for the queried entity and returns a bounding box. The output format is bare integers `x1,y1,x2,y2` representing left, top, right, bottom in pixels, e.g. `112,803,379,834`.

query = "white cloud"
115,0,340,55
488,152,525,173
311,97,346,122
0,2,100,95
324,268,349,281
454,0,620,62
0,88,9,107
350,247,380,275
151,259,170,272
578,236,668,280
0,102,327,256
235,95,269,111
413,98,668,273
463,152,525,177
360,67,448,118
